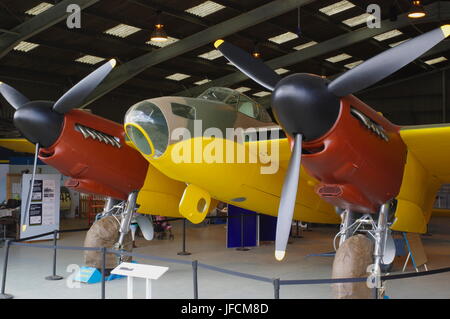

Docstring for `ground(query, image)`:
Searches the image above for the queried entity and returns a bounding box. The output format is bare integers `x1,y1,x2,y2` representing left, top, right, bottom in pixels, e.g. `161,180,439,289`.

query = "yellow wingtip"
214,39,224,48
275,250,285,261
441,25,450,38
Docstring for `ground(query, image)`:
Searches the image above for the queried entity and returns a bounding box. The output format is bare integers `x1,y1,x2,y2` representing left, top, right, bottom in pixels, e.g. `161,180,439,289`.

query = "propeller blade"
275,133,302,261
328,25,450,97
214,40,281,91
53,59,116,114
0,82,30,109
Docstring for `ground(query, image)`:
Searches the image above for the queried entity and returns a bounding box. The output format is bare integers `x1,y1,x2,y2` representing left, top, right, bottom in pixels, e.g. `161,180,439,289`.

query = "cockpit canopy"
198,87,273,123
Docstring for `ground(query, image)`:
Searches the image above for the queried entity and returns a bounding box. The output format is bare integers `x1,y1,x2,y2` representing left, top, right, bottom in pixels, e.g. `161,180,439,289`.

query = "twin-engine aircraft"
123,25,450,297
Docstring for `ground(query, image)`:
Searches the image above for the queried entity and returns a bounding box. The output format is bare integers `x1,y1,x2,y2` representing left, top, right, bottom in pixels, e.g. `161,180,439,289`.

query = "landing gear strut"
332,200,395,299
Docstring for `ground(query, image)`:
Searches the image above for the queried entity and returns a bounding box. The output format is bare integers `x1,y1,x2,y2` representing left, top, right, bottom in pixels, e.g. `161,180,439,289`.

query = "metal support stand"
192,260,198,299
0,240,13,299
291,221,303,238
178,219,191,256
101,247,106,300
45,230,63,281
273,278,280,299
236,213,249,251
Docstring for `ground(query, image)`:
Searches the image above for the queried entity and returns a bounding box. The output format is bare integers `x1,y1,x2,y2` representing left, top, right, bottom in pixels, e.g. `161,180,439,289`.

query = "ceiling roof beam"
80,0,317,108
176,1,449,97
0,0,99,59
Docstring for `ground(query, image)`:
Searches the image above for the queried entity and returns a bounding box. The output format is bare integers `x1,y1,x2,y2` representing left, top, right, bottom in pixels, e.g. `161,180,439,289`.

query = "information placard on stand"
20,174,60,241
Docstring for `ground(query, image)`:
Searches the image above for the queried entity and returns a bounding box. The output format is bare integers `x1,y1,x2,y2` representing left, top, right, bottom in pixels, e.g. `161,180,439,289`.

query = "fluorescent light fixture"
268,32,298,44
13,41,39,52
147,36,179,48
235,87,251,93
345,60,364,69
165,73,191,81
342,13,375,27
319,0,355,16
253,91,271,97
275,68,290,75
198,49,223,60
326,53,352,63
373,29,403,41
104,24,142,38
425,56,448,65
185,1,225,17
194,79,211,85
389,39,410,47
75,55,106,65
293,41,317,51
25,2,53,15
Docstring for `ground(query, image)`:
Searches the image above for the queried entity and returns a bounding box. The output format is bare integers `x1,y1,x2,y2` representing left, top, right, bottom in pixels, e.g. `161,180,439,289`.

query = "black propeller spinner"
215,25,450,260
0,59,116,148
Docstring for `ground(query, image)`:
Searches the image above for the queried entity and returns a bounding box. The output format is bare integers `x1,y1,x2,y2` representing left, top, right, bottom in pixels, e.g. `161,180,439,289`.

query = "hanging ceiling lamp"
150,11,168,42
252,42,261,59
408,0,426,19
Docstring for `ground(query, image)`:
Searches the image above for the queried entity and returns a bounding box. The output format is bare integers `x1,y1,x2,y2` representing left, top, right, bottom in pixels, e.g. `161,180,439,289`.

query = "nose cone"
124,100,169,158
271,73,341,141
13,101,63,147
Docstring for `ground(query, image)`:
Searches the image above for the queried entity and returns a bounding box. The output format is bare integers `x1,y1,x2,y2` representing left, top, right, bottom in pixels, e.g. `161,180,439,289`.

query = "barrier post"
236,213,249,251
101,247,106,299
0,240,13,299
192,260,198,299
45,230,63,281
273,278,280,299
178,219,191,256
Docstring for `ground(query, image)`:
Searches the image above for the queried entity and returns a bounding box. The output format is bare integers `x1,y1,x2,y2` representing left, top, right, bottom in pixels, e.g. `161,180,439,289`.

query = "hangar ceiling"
0,0,449,136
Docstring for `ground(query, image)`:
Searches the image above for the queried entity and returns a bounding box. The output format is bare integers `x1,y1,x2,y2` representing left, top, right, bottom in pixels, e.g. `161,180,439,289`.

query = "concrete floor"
1,216,450,299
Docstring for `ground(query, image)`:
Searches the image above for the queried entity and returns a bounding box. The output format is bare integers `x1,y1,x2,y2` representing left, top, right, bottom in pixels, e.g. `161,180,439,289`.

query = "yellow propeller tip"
109,59,117,68
275,250,285,261
22,225,27,232
214,39,224,48
442,25,450,38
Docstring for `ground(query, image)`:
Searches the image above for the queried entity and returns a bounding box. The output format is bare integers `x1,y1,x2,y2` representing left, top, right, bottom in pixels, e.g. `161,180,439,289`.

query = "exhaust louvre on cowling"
75,124,121,148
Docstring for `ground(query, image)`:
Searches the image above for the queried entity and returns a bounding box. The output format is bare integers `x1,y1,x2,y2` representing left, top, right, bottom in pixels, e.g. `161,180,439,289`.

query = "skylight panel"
198,49,223,60
104,24,142,38
425,56,448,65
75,55,105,65
275,68,290,75
293,41,317,51
185,1,225,17
373,30,403,42
268,32,298,44
235,87,251,93
319,0,355,16
253,91,271,97
147,36,179,48
13,41,39,52
389,39,410,47
326,53,352,63
342,13,375,27
345,60,364,69
25,2,53,16
165,73,191,81
194,79,211,85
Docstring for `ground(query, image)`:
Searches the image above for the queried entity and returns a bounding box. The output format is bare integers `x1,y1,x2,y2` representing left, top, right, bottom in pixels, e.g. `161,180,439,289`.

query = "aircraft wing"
393,124,450,233
0,138,36,153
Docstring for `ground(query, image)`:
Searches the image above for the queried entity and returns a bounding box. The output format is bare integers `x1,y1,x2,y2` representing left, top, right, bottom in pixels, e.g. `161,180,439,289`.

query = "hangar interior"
1,0,450,299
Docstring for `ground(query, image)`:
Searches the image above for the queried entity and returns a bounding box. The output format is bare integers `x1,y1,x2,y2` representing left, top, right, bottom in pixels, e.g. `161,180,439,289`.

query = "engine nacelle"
38,109,148,200
301,95,407,214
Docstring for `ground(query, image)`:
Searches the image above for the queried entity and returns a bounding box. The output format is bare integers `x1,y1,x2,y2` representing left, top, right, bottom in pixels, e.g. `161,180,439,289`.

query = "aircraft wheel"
331,234,374,299
84,216,133,270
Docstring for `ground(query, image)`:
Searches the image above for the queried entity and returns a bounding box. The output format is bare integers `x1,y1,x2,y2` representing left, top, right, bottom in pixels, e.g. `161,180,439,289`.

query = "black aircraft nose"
271,73,341,141
13,101,64,148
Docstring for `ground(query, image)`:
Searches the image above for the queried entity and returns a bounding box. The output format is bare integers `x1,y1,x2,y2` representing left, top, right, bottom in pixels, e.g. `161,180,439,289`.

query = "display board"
20,174,60,241
404,232,428,268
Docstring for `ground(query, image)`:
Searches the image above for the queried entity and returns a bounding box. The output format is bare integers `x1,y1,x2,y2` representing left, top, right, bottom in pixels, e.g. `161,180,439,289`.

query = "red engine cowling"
38,109,148,200
300,95,407,214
